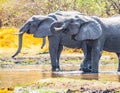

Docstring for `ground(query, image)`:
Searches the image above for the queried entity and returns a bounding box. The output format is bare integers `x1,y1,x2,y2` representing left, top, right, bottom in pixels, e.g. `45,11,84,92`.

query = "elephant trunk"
12,34,46,58
41,37,46,49
12,32,23,58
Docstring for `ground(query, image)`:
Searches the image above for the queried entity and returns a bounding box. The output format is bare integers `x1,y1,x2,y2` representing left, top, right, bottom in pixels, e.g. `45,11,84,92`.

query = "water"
0,65,52,88
53,71,120,81
0,64,120,88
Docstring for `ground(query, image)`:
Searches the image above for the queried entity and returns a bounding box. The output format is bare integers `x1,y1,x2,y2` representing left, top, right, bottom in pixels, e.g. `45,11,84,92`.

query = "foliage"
0,0,119,28
102,0,120,15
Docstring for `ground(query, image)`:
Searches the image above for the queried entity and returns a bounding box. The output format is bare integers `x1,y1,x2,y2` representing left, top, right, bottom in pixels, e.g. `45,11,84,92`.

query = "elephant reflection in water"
12,11,91,72
51,14,120,73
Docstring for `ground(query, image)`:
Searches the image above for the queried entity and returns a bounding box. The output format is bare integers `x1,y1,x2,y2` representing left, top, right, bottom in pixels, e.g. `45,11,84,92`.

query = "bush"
0,0,120,53
1,0,118,28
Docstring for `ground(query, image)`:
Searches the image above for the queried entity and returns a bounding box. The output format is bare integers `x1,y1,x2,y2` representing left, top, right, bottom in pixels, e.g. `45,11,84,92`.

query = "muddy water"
0,65,52,88
53,71,120,82
0,64,120,88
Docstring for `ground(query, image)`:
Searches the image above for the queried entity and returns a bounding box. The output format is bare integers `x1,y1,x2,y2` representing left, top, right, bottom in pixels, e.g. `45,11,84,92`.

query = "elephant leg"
80,44,92,72
91,48,101,73
56,45,63,70
91,41,102,73
49,47,58,71
116,53,120,71
48,36,60,71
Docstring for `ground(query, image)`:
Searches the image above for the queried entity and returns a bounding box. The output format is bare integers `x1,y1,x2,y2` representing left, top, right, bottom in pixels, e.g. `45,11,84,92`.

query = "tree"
0,0,120,27
96,0,120,16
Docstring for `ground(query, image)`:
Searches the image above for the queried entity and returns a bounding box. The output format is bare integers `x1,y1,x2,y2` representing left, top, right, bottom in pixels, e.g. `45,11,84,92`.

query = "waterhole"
0,64,120,88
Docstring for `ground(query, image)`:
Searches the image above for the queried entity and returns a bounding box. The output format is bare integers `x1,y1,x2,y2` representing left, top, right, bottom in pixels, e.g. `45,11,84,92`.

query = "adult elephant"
12,11,91,72
50,14,120,73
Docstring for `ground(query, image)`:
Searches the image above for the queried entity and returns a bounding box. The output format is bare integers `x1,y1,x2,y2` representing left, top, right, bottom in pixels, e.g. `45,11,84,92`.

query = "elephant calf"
51,14,120,73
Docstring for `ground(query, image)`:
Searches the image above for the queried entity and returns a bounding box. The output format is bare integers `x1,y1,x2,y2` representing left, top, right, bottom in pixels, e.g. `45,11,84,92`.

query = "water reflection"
80,73,98,80
118,74,120,82
0,65,120,88
0,71,52,88
0,65,52,88
52,71,120,82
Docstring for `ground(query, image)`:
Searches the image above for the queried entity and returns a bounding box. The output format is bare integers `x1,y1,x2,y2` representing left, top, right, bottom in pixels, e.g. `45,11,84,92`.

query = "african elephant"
50,14,120,73
12,11,91,72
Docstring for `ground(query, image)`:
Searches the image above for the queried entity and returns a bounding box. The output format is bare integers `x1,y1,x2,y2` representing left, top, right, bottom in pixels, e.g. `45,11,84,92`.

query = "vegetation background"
0,0,120,53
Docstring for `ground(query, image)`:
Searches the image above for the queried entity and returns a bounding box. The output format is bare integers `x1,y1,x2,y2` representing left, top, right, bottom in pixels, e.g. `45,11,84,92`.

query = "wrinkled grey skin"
51,14,120,73
12,11,90,72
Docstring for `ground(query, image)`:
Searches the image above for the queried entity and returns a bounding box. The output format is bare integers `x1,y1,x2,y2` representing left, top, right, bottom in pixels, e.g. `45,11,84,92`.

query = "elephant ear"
34,17,55,37
75,21,102,41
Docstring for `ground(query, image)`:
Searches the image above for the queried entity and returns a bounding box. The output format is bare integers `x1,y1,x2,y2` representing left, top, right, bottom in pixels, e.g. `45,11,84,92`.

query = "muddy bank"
14,78,120,93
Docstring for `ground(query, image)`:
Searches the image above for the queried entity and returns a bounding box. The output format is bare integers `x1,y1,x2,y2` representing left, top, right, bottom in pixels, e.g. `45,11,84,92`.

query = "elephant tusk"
54,26,64,31
13,32,24,35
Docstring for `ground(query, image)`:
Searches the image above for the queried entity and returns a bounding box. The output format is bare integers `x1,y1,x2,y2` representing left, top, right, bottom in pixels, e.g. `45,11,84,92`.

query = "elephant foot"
80,67,91,73
52,68,61,72
117,69,120,72
91,70,98,73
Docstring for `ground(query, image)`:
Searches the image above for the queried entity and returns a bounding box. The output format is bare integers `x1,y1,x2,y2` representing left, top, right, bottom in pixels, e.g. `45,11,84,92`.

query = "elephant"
50,14,120,73
12,11,91,72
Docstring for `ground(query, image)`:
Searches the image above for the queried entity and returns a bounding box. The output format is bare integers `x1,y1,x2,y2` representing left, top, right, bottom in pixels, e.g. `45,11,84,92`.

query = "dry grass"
0,27,118,59
0,27,48,48
0,27,49,58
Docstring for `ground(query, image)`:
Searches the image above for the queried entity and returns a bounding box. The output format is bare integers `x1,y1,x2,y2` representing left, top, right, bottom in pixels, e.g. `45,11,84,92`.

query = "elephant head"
50,15,102,41
12,15,55,58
